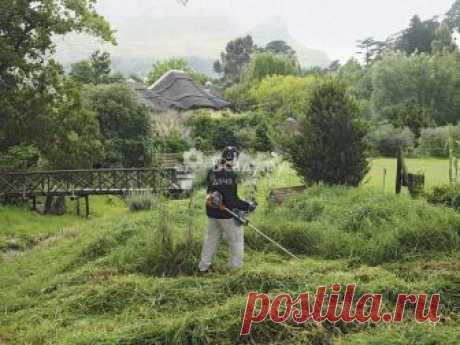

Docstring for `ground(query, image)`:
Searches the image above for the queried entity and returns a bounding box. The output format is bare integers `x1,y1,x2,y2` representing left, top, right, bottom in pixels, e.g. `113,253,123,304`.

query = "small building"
128,70,231,112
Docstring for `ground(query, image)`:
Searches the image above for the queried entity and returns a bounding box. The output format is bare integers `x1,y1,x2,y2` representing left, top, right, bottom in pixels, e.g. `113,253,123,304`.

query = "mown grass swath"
1,163,459,344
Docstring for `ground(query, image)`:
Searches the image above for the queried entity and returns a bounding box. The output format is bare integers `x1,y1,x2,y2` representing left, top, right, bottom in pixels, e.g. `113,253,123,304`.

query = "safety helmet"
222,146,239,161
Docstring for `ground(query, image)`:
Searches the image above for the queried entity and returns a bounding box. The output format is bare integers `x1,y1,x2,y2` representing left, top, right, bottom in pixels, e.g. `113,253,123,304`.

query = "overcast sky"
85,0,455,63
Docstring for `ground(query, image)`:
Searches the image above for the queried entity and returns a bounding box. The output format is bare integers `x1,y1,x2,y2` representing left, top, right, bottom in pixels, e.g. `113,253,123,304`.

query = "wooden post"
448,125,454,185
455,157,459,184
382,168,387,194
76,197,80,216
32,196,37,211
396,152,402,194
396,149,409,194
85,195,89,218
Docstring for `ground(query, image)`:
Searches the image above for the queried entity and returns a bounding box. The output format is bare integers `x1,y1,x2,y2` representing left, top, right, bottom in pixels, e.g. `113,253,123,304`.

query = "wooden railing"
0,168,177,198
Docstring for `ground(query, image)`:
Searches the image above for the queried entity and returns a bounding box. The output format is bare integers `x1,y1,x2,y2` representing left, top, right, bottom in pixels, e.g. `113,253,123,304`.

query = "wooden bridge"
0,168,180,216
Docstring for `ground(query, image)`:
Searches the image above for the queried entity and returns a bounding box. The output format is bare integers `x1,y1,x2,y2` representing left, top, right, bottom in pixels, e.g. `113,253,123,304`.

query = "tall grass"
1,163,460,344
247,185,460,265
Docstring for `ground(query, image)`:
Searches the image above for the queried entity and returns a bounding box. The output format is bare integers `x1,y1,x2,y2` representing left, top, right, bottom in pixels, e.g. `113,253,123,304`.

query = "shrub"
186,110,273,152
286,79,369,186
0,144,40,171
126,191,156,212
426,184,460,211
416,125,460,158
367,124,415,157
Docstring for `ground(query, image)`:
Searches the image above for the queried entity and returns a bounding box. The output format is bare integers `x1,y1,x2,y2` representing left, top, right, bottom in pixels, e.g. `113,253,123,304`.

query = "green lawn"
366,158,450,194
0,196,127,251
0,158,452,252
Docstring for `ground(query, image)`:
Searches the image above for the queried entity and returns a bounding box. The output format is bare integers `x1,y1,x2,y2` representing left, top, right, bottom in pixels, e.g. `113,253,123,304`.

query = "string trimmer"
206,191,300,261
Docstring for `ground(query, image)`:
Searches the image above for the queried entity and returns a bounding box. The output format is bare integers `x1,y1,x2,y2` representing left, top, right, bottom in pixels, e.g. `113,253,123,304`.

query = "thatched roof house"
128,70,231,112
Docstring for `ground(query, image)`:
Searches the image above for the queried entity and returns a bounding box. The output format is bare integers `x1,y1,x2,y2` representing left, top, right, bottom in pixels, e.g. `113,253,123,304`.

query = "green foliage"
0,0,114,88
370,51,460,126
393,15,439,55
0,145,40,171
432,21,457,53
126,192,157,212
416,126,460,158
145,57,207,86
252,74,317,121
383,100,434,137
356,37,386,66
264,40,296,56
427,184,460,211
223,82,255,111
83,83,151,167
242,52,300,83
224,52,302,111
446,0,460,33
43,78,104,169
186,111,273,152
367,124,415,157
0,0,114,171
70,51,123,85
151,131,191,154
286,79,369,186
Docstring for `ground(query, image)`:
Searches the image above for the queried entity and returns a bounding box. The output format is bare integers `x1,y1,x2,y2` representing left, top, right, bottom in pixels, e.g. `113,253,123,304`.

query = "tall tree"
370,51,460,126
431,21,457,53
286,79,369,186
213,35,255,85
264,40,296,56
0,0,115,168
83,83,151,167
242,52,300,83
70,51,122,85
0,0,115,89
356,37,385,66
394,15,439,54
446,0,460,32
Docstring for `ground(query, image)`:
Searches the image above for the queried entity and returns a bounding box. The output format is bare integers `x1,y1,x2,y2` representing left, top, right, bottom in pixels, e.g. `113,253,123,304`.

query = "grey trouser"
199,218,244,271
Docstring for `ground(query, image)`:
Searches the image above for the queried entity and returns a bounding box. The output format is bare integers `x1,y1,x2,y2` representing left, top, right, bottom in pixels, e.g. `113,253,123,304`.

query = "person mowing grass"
199,146,256,273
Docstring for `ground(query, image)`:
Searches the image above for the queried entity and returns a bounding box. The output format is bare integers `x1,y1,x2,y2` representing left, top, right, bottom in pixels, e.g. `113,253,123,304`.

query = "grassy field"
0,159,459,344
0,196,127,251
367,158,451,193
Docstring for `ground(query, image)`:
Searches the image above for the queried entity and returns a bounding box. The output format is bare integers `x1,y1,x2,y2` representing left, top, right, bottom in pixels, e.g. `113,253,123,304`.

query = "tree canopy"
70,51,123,85
0,0,115,170
213,35,255,85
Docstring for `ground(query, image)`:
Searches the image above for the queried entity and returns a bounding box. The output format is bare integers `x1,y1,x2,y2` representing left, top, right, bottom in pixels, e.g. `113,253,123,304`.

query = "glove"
248,202,257,213
233,209,249,226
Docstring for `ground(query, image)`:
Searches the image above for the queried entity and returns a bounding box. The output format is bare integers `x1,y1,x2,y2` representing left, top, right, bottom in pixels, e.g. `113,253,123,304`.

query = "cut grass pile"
0,161,459,344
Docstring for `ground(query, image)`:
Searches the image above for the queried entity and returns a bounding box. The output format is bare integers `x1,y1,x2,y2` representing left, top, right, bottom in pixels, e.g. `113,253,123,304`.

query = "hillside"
1,162,459,344
248,16,331,68
54,4,329,77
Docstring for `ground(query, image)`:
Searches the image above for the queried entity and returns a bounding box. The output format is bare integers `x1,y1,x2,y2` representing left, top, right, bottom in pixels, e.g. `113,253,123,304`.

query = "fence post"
85,195,89,218
382,168,387,194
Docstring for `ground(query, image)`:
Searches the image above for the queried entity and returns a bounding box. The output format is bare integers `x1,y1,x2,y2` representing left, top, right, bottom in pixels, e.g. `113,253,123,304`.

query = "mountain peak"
249,16,293,46
247,16,330,68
